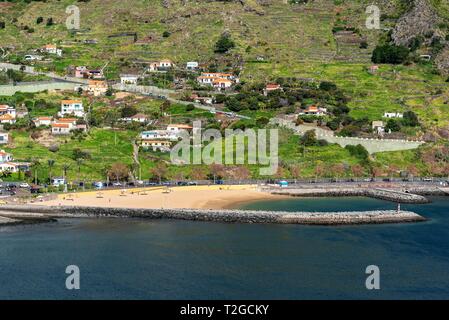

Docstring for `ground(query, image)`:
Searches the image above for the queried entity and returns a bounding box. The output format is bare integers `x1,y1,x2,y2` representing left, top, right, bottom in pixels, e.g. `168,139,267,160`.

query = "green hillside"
0,0,448,182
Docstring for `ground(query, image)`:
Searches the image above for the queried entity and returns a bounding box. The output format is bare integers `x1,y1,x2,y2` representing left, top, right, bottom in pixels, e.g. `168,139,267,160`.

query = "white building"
186,61,199,70
51,118,77,135
33,116,53,127
0,132,8,144
42,44,62,56
0,105,16,124
372,121,385,135
0,150,28,173
166,124,193,135
141,130,179,141
141,140,171,152
60,100,84,117
51,177,66,186
196,72,238,90
87,80,108,96
383,112,403,119
0,150,13,162
120,74,139,85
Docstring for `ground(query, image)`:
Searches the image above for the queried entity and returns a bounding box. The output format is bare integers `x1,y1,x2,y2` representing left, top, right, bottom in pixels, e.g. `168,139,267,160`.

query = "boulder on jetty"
0,205,427,226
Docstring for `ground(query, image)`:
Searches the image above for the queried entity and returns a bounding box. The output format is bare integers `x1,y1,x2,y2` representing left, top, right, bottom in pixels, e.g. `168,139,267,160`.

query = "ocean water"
1,196,449,299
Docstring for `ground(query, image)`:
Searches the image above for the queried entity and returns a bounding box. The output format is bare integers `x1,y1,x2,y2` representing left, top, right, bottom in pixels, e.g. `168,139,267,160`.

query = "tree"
407,164,419,180
108,162,129,182
47,159,55,183
76,158,84,175
371,44,409,64
62,164,70,181
345,144,369,161
385,119,401,132
160,100,171,115
214,34,235,53
300,130,317,147
234,166,250,182
72,148,91,161
314,160,325,181
402,111,419,127
150,162,168,184
190,166,207,180
46,18,54,26
332,163,345,181
289,164,302,180
319,81,337,91
121,105,138,118
350,164,364,178
31,159,40,185
36,17,44,24
209,164,224,183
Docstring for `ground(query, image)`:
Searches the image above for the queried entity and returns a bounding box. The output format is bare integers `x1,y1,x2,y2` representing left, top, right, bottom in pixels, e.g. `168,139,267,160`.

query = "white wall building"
0,132,8,144
120,74,139,85
383,112,404,118
60,100,84,117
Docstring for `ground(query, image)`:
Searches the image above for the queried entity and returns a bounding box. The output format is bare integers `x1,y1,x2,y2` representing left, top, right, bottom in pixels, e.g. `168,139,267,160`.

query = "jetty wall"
269,188,430,203
0,205,426,225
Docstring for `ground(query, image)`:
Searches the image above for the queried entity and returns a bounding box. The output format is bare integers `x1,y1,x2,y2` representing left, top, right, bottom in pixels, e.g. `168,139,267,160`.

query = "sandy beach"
36,185,287,210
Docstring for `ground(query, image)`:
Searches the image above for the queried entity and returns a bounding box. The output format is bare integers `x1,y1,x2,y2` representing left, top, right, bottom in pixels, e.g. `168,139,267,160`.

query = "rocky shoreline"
0,205,426,226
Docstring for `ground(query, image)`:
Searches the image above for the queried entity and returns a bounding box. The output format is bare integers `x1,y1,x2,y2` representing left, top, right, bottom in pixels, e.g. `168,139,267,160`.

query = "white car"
19,183,30,188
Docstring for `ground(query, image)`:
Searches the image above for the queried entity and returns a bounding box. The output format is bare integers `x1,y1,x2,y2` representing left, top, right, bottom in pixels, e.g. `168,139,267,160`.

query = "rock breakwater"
0,205,426,226
270,188,430,204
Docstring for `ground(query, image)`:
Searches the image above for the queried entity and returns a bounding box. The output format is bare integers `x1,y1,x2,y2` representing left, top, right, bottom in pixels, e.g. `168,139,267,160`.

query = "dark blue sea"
1,196,449,299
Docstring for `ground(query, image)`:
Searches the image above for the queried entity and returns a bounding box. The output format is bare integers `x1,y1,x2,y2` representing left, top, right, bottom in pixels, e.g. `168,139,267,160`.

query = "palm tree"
76,158,83,175
31,158,40,185
47,159,55,183
62,164,70,181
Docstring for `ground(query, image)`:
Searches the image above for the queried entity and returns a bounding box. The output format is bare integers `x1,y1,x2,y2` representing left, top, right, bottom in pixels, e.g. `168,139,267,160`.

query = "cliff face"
391,0,439,47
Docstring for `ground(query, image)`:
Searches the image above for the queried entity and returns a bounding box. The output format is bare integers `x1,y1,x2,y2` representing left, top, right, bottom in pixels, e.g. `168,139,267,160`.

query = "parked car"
112,182,122,187
19,183,30,188
187,181,197,186
177,181,188,186
92,181,104,189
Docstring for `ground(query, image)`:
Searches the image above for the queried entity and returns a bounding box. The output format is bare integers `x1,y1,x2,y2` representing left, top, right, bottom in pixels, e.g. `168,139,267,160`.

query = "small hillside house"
42,44,62,56
120,74,138,85
33,116,53,127
87,80,108,96
141,139,171,152
0,132,8,144
60,100,84,117
186,62,199,70
372,121,385,135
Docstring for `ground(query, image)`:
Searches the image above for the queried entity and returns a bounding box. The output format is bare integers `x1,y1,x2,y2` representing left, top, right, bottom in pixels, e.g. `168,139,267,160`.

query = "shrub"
371,44,409,64
214,34,235,53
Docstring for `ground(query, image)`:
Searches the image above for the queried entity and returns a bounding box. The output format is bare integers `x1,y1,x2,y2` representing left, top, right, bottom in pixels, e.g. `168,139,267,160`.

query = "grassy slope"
0,0,448,179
